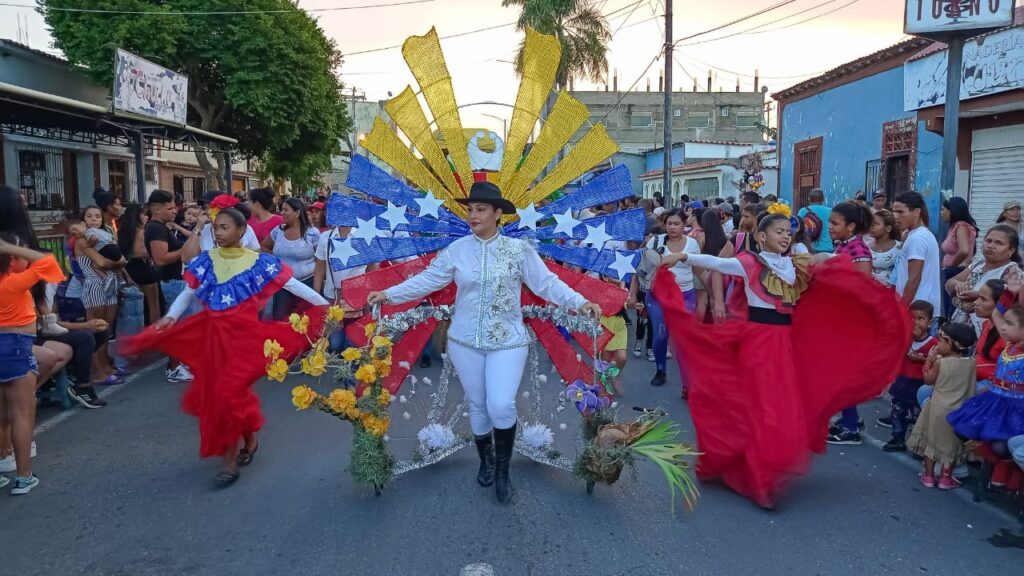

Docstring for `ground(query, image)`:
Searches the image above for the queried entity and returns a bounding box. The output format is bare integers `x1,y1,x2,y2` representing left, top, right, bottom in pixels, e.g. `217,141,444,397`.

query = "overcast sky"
1,0,910,131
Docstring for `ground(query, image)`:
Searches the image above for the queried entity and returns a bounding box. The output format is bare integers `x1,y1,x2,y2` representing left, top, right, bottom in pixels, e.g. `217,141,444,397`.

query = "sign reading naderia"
905,0,1016,36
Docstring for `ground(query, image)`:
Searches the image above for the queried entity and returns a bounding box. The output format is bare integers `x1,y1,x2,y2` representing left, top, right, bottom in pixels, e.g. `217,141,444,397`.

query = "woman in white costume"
368,182,600,503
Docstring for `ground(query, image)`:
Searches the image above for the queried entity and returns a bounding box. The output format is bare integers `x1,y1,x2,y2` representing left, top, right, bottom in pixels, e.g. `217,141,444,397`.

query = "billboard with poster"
905,0,1015,36
112,49,189,125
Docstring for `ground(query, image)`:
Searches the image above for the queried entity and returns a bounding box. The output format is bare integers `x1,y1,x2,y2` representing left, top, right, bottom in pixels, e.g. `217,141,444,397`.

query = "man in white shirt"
180,192,260,261
892,192,942,317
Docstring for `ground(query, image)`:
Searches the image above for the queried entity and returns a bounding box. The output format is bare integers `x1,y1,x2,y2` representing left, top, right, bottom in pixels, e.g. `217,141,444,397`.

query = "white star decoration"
264,263,278,275
220,293,235,306
552,209,581,237
378,201,409,231
195,266,206,277
583,222,613,248
413,190,444,219
350,216,379,242
608,251,637,280
515,203,544,230
330,236,360,267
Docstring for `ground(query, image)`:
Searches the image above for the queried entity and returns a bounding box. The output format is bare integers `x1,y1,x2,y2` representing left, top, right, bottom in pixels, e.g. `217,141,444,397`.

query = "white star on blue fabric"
220,293,235,306
351,216,379,242
608,251,638,280
330,236,360,267
515,203,544,230
552,209,581,237
195,266,206,277
264,263,278,275
583,222,613,248
378,200,409,231
413,190,444,219
255,275,264,284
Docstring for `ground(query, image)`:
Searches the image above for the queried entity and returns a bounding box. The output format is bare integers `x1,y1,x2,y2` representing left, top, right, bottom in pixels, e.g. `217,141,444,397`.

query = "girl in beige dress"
908,322,978,490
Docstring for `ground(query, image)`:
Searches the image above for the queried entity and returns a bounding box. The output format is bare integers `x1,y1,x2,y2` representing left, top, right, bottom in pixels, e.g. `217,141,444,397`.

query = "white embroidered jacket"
384,233,588,351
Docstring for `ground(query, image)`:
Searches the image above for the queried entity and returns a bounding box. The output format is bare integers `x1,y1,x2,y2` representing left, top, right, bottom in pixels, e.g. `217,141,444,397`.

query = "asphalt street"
2,339,1022,576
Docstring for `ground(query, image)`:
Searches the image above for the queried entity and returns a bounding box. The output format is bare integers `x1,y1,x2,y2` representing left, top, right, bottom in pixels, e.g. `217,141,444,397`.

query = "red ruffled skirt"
654,256,910,507
124,282,323,458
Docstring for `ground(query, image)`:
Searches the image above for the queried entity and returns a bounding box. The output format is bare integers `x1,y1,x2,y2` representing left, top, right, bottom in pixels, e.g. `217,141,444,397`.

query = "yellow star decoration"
266,358,289,383
291,385,318,410
263,339,283,360
289,313,310,335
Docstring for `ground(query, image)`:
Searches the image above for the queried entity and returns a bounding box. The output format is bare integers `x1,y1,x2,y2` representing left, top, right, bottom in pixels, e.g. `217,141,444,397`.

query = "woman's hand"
580,302,601,318
88,319,109,333
659,252,687,268
957,289,979,303
712,299,727,321
366,291,388,305
154,317,176,331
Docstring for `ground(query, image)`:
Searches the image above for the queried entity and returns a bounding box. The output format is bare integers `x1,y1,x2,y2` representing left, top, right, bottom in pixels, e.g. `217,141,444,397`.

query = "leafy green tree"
40,0,350,189
502,0,611,89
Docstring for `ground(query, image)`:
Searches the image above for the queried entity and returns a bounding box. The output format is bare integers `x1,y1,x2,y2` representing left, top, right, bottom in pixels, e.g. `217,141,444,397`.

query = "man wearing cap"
871,190,888,213
366,181,600,505
719,202,736,235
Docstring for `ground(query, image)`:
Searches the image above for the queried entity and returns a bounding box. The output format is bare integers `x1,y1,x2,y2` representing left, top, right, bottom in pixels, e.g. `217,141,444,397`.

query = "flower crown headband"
765,202,800,234
208,194,239,219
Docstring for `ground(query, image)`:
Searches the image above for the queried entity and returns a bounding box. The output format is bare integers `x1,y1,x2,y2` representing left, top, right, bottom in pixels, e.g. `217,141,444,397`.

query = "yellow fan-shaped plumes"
367,27,619,216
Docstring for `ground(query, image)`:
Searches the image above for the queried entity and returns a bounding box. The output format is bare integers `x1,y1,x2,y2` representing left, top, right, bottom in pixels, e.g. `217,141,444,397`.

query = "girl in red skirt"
654,207,909,508
126,208,328,487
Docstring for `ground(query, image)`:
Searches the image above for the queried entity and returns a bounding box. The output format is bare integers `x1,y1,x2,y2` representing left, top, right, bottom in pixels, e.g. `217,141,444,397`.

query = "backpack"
802,207,824,243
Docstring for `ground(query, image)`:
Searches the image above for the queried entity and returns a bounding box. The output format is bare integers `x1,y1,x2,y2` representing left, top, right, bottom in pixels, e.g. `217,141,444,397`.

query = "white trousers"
447,340,529,436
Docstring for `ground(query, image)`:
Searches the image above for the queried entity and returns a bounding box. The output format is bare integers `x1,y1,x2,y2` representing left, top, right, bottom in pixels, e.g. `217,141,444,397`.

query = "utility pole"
940,36,964,197
662,0,673,205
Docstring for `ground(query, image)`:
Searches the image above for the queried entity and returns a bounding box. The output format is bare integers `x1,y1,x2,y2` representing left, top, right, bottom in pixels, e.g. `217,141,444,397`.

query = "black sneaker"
828,418,865,436
826,431,862,445
882,437,906,452
650,370,667,387
68,385,106,409
876,416,894,429
420,356,431,369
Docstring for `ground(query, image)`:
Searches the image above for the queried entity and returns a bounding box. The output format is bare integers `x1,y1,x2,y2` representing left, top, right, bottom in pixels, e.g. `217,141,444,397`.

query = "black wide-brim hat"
455,181,517,215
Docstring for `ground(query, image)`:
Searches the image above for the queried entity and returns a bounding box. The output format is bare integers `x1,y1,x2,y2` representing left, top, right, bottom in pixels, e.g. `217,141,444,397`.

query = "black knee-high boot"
474,432,495,487
493,423,517,504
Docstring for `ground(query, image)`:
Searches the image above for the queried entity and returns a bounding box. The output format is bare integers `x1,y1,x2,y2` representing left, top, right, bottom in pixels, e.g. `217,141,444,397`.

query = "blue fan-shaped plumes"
325,193,463,235
329,236,456,271
520,209,647,243
536,165,634,216
340,155,467,229
536,243,641,281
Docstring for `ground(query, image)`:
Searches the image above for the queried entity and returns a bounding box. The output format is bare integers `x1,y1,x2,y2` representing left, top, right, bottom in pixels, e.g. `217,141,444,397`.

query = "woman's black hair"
93,187,117,213
980,279,1006,359
80,205,102,220
872,209,902,241
943,196,977,230
281,197,310,237
939,322,978,356
234,201,252,221
701,209,727,256
215,207,248,230
690,207,706,227
894,191,930,227
832,201,873,235
0,186,46,303
757,212,790,233
0,232,19,276
664,208,686,223
985,223,1022,265
250,187,276,212
117,203,145,258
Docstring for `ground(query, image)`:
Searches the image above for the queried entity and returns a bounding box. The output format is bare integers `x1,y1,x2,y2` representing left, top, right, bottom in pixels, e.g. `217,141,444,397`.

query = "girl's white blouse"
385,233,587,351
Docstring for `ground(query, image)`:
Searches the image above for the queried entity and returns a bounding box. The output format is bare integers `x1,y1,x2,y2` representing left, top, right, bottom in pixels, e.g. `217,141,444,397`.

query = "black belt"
748,307,792,325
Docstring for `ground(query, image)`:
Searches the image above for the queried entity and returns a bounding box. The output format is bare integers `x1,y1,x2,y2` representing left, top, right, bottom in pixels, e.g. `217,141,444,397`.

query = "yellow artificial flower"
364,322,377,338
300,352,327,377
373,359,392,378
326,388,357,413
377,389,392,407
266,358,289,382
263,339,284,360
289,313,310,335
345,407,361,421
291,385,318,410
312,337,329,356
327,305,345,322
371,335,393,350
362,414,390,438
355,363,377,384
341,347,363,363
766,202,792,218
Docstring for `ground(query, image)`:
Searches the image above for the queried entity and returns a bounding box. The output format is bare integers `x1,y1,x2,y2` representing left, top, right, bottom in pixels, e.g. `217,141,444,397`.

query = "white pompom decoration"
558,423,568,430
398,361,411,370
423,377,432,385
521,391,530,399
402,412,411,420
399,395,408,403
537,374,548,384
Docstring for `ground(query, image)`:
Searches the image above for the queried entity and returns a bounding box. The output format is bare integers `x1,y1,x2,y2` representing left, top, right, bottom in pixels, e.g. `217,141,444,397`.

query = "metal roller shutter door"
969,145,1024,246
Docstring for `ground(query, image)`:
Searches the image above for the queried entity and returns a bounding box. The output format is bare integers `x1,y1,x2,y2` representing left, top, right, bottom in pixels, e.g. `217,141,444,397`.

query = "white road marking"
461,563,495,576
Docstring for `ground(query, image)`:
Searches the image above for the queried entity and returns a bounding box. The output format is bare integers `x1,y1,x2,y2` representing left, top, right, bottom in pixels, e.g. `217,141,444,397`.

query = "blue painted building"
774,38,946,233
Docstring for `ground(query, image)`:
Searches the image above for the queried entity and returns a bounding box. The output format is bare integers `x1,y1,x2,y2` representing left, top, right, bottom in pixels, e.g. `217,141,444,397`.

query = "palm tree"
502,0,611,90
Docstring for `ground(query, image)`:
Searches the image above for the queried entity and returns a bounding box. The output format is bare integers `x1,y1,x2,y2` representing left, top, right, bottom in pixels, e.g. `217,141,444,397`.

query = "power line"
0,0,441,14
673,0,799,44
748,0,862,35
680,0,846,47
344,0,647,57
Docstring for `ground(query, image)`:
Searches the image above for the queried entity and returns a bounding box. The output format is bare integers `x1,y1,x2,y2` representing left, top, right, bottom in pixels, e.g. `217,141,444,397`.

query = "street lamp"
481,113,507,143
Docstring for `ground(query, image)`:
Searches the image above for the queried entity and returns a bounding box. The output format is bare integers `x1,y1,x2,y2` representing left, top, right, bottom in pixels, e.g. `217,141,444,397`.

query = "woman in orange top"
0,234,65,494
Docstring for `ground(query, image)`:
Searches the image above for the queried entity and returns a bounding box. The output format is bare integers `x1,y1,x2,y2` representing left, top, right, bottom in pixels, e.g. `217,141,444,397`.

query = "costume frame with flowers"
272,28,698,510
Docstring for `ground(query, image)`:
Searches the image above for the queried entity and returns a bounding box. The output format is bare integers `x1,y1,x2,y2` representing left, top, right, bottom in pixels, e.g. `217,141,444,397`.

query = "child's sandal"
919,473,936,488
